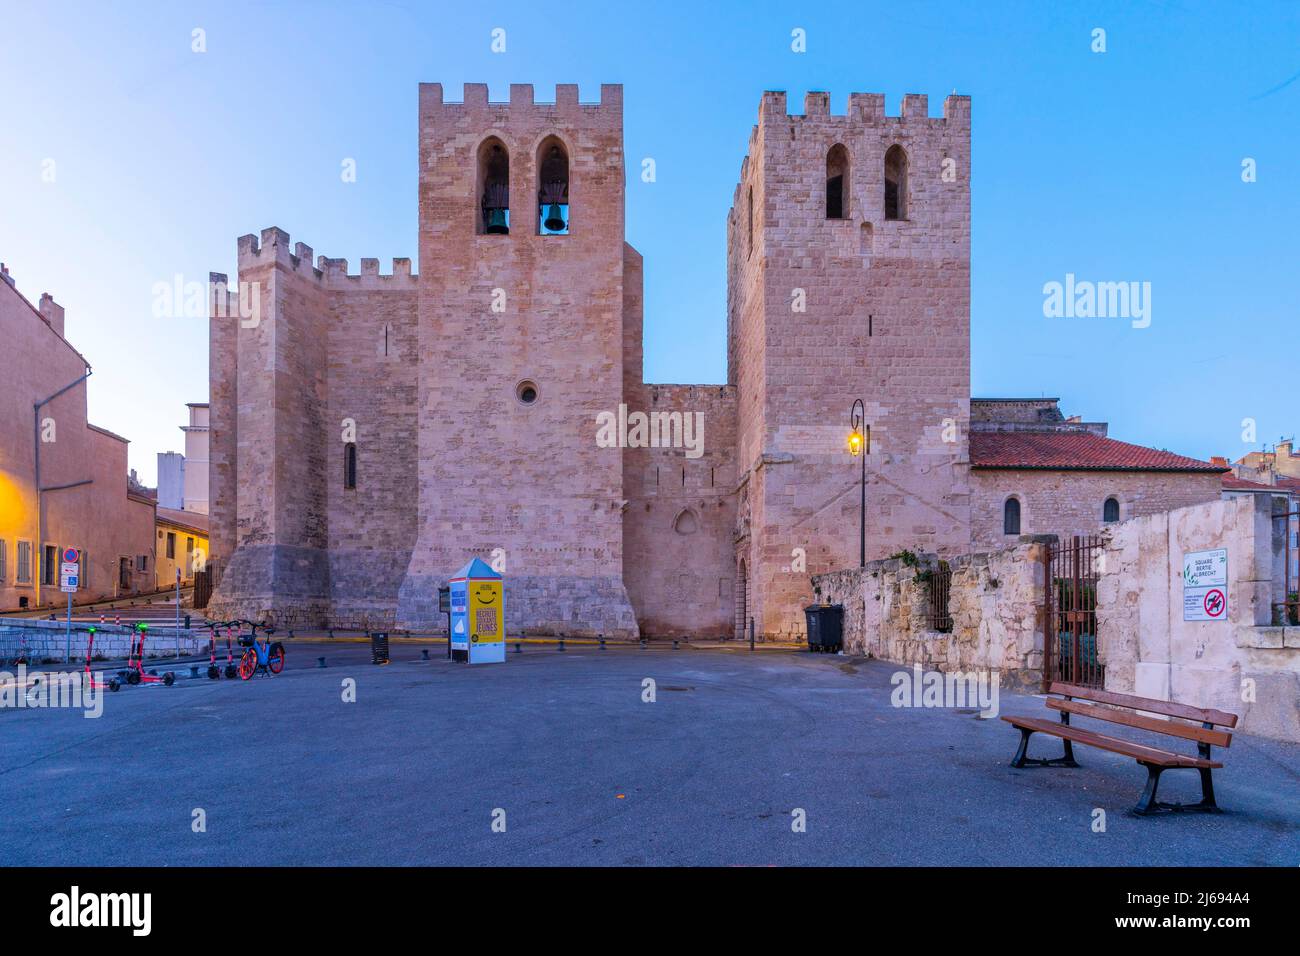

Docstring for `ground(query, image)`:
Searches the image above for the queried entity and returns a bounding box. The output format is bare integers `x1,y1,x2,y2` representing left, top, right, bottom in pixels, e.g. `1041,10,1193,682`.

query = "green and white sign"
1183,548,1228,621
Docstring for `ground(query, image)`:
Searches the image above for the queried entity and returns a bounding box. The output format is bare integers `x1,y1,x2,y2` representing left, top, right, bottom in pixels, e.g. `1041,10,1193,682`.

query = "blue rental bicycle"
233,620,285,680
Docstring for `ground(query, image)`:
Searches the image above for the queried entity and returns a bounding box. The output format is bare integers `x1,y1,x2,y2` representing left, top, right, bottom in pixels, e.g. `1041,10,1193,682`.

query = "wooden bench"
1002,682,1238,815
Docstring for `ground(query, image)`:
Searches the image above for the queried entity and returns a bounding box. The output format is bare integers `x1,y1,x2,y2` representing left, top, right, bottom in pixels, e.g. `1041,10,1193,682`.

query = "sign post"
1183,548,1229,622
60,547,80,662
175,567,181,658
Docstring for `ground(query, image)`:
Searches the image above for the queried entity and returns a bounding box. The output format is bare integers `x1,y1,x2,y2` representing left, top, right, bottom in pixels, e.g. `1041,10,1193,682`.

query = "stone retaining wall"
0,619,203,662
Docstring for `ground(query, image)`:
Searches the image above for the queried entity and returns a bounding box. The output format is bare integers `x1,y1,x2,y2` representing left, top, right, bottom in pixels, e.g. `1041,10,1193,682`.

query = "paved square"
1,644,1296,866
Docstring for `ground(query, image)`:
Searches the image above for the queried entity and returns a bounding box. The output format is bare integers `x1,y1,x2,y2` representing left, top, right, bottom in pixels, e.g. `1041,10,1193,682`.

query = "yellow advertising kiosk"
448,558,505,664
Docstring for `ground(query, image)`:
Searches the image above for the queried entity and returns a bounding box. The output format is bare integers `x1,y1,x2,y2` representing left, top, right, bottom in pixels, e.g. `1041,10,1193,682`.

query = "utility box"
449,558,505,664
804,604,844,654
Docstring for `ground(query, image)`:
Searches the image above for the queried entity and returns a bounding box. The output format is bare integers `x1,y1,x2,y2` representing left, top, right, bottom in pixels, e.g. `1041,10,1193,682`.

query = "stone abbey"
206,83,1221,639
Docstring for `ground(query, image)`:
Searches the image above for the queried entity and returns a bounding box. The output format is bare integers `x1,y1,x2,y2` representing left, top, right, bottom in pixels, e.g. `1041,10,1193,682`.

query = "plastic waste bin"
804,604,844,654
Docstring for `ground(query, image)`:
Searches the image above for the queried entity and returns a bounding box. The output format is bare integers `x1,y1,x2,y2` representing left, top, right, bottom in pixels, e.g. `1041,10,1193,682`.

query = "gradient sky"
2,0,1297,486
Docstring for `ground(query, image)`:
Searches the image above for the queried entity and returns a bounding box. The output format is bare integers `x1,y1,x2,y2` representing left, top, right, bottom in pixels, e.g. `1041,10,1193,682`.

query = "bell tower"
396,83,638,638
727,91,974,639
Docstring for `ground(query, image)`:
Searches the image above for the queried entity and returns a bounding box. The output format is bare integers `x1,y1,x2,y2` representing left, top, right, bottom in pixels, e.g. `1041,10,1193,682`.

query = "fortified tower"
728,91,973,639
395,83,638,636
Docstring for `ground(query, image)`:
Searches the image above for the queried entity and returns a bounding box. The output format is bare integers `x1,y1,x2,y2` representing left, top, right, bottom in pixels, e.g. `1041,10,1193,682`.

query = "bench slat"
1047,682,1238,728
1002,715,1222,768
1046,698,1232,749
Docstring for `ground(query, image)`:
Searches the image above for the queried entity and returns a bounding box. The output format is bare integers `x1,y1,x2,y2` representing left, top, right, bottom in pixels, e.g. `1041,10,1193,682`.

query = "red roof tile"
1221,475,1276,490
970,431,1224,472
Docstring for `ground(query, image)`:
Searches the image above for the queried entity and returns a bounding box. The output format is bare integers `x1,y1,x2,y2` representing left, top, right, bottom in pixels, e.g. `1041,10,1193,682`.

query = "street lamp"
848,400,870,568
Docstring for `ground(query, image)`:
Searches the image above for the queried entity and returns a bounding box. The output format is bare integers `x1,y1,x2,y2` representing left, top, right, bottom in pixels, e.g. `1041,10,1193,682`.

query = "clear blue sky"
2,1,1297,486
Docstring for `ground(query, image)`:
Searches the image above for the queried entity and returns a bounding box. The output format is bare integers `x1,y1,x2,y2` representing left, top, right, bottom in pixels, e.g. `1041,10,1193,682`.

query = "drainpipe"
34,366,92,608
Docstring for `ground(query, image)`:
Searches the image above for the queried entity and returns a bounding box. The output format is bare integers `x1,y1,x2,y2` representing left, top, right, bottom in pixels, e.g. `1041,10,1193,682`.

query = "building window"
673,508,699,535
344,442,357,490
477,137,510,235
928,560,953,632
1103,497,1120,523
136,554,149,573
537,136,570,235
119,557,130,589
166,532,176,559
0,539,6,583
16,541,32,585
1003,497,1021,535
826,144,849,219
515,380,538,405
884,144,908,220
42,544,57,586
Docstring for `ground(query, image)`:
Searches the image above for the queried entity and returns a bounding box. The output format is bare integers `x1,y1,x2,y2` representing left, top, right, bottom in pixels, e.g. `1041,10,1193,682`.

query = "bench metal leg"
1010,728,1080,768
1132,763,1222,815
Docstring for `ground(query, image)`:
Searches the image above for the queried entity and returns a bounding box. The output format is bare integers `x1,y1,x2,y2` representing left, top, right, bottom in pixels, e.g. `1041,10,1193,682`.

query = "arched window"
1103,497,1120,523
826,144,849,219
536,137,569,234
1003,497,1021,535
884,144,908,220
344,442,357,490
673,508,699,535
476,138,510,235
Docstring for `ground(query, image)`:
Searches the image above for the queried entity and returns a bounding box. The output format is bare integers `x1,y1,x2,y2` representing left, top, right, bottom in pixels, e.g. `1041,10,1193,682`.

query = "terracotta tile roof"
970,431,1225,472
1221,475,1277,490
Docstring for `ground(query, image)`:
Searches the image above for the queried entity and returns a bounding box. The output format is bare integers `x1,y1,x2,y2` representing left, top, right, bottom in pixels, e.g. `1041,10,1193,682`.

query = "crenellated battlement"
235,228,416,287
757,89,969,126
418,82,622,114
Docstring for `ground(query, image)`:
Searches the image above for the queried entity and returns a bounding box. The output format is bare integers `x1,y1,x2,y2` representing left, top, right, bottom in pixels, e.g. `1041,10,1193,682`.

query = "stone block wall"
0,619,203,663
1097,494,1300,741
972,468,1223,552
812,537,1050,688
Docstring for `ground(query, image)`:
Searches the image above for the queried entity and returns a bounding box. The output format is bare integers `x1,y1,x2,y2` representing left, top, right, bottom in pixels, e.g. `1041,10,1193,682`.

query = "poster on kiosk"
448,558,506,664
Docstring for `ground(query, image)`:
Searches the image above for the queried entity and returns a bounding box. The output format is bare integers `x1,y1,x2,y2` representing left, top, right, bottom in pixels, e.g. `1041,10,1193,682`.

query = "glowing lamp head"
848,430,864,457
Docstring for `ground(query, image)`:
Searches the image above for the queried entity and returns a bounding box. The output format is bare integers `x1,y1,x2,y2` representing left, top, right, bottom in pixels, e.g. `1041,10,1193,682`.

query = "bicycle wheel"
268,643,285,674
238,650,256,681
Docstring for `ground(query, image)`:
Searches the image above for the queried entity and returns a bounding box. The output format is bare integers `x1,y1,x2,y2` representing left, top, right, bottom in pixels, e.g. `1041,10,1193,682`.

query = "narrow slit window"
826,144,849,219
884,144,908,220
344,442,357,490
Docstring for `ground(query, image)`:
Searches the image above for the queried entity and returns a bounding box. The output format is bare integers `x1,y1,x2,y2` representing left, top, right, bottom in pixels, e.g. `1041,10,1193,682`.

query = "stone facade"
205,83,1222,641
971,469,1225,552
813,538,1050,689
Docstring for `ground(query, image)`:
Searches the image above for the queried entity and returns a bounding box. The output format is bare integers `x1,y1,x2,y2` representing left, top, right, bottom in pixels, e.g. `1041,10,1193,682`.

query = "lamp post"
848,400,870,568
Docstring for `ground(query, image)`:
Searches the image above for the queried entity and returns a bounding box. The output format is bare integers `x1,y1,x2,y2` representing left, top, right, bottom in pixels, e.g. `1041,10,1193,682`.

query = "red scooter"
122,623,175,687
82,626,122,693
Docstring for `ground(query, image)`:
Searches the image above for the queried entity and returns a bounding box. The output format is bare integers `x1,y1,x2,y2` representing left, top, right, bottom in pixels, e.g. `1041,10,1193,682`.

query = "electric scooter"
203,621,222,679
82,626,122,692
123,623,175,687
222,623,239,679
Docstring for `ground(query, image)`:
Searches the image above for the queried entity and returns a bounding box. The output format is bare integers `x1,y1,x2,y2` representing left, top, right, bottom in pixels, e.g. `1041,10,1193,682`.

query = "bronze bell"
543,203,566,232
485,208,509,234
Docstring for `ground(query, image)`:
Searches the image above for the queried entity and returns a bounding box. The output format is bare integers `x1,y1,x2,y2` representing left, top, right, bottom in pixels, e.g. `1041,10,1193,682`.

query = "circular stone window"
515,380,539,405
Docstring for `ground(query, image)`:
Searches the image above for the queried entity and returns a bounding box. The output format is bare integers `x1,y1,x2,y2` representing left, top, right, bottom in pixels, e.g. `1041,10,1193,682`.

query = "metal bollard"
514,642,522,654
317,656,326,668
421,648,429,660
599,635,605,651
673,639,679,651
189,665,200,679
749,617,755,651
640,638,646,650
558,635,566,652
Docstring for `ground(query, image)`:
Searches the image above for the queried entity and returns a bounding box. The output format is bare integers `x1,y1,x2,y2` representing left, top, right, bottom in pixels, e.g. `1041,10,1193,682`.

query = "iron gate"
1044,535,1103,689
